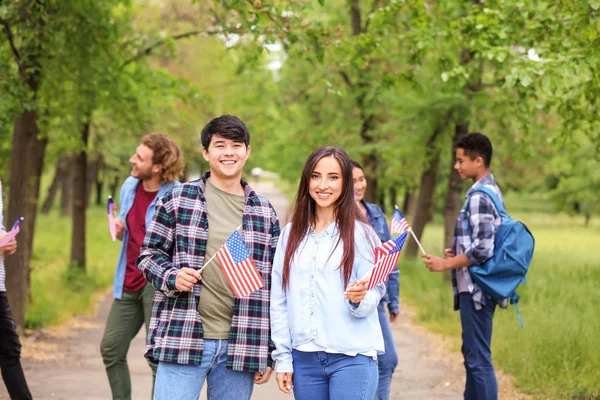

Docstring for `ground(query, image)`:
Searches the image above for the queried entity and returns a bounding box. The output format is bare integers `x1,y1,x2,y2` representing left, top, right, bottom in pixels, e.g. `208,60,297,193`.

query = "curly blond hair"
141,133,185,182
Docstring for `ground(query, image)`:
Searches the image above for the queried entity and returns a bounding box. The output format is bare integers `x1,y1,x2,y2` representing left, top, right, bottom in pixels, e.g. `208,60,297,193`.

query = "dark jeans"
0,291,32,400
459,292,498,400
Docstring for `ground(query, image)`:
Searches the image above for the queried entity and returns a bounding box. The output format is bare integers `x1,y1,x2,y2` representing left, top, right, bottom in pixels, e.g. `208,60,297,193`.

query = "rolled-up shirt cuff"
275,360,293,373
465,248,490,266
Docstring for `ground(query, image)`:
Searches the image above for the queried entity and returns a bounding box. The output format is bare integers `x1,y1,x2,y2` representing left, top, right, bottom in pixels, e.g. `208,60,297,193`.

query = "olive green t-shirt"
198,178,245,339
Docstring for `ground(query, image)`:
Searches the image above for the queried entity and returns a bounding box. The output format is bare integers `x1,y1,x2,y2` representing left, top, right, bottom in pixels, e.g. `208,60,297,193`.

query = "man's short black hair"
456,132,493,168
200,115,250,150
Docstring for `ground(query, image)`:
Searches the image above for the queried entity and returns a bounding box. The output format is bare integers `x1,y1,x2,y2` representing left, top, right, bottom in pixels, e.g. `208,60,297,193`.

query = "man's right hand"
443,248,455,259
175,268,202,292
0,233,17,255
115,219,125,241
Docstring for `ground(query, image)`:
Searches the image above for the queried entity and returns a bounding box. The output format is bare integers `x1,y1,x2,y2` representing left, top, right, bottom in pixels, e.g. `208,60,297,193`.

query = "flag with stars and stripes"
216,230,264,298
107,196,117,242
367,231,408,290
0,217,23,248
390,208,410,235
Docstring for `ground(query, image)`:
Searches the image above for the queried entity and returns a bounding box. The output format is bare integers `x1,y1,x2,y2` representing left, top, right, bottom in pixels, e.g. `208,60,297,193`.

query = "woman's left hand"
344,278,369,304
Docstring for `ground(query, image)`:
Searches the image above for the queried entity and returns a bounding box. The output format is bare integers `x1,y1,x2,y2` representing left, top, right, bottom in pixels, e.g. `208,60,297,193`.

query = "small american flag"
216,230,264,299
107,196,118,242
390,208,410,235
0,217,23,247
367,231,408,291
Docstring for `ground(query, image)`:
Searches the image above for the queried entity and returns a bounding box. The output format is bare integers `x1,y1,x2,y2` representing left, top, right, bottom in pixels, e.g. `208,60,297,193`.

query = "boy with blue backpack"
422,132,506,400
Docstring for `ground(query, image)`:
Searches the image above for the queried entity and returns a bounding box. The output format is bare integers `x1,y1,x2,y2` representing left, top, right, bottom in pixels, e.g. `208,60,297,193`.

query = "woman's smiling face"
309,156,343,212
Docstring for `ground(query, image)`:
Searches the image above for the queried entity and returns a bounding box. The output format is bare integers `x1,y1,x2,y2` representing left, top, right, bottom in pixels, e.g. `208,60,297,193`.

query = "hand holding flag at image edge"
366,231,408,291
107,196,117,242
0,217,23,248
215,230,264,299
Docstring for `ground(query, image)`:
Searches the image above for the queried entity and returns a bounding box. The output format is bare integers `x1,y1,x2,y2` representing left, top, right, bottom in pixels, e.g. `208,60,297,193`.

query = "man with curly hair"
101,133,185,400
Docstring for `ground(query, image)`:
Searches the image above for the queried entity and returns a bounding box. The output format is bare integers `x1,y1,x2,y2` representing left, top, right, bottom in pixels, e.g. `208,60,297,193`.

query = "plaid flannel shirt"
137,172,280,372
451,174,508,311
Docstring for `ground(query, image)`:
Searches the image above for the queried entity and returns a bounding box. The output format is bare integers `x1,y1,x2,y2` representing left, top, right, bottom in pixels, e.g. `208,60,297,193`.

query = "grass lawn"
401,211,600,399
26,206,118,328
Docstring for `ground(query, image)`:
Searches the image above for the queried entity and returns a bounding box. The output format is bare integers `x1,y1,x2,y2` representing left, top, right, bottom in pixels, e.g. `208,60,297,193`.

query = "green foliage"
547,134,600,225
401,214,600,399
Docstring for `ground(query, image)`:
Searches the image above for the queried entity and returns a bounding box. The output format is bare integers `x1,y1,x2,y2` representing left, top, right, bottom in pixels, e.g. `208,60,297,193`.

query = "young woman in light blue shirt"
271,146,385,400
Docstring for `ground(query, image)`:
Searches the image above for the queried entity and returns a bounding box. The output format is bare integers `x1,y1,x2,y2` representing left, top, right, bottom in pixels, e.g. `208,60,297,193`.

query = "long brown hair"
282,146,367,290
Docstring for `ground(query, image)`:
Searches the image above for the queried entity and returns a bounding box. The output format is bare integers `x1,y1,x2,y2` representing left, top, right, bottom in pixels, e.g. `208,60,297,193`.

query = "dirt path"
0,181,526,400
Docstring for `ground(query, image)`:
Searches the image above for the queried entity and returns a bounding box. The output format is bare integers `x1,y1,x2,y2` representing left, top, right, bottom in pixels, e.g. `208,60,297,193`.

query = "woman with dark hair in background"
352,160,399,400
271,146,385,400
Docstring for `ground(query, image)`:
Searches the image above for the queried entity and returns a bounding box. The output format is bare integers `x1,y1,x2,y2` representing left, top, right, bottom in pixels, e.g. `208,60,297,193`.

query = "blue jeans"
459,293,498,400
291,349,378,400
376,304,398,400
153,339,254,400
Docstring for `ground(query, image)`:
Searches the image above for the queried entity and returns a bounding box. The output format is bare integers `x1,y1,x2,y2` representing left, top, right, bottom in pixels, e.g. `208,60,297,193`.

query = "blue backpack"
465,186,535,328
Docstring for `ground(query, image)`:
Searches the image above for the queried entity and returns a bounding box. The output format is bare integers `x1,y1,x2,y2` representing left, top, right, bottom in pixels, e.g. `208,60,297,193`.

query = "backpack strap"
463,185,506,236
511,293,524,328
471,186,508,218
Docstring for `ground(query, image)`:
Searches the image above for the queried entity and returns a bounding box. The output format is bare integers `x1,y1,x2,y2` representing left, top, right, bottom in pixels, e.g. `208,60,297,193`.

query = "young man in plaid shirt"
422,133,505,400
137,115,280,400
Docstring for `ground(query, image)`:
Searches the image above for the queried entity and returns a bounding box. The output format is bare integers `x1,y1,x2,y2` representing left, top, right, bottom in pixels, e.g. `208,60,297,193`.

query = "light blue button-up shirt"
270,221,385,373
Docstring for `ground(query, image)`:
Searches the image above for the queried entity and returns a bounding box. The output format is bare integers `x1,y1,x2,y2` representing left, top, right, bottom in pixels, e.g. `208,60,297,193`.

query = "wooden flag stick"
199,252,218,272
408,227,426,255
393,204,426,255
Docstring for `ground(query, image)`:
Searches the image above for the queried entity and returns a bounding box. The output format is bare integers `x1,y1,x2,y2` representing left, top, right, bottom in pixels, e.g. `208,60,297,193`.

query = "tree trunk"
3,2,47,330
376,187,385,209
362,152,378,203
349,0,379,203
95,155,107,206
5,108,47,330
350,0,362,35
109,177,120,204
86,156,102,209
40,164,61,214
41,157,69,214
405,118,448,258
60,159,73,217
403,191,415,221
444,123,469,248
584,213,591,227
70,122,90,269
96,174,104,206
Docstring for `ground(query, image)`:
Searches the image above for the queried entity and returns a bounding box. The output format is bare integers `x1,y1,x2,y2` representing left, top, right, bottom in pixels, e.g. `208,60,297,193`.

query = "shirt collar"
199,171,257,205
466,173,495,197
309,221,339,238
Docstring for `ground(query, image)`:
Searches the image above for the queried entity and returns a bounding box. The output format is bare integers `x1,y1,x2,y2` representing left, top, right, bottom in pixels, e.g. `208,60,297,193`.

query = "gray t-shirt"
198,179,245,339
